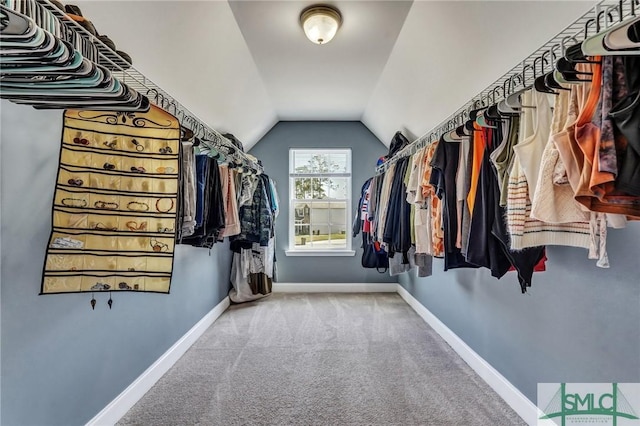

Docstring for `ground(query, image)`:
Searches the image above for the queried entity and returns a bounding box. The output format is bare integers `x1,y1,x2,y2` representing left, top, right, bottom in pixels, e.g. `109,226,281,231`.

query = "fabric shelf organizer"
41,105,180,294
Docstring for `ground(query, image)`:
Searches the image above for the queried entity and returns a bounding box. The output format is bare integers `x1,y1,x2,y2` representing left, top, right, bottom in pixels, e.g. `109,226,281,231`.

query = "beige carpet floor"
118,293,526,425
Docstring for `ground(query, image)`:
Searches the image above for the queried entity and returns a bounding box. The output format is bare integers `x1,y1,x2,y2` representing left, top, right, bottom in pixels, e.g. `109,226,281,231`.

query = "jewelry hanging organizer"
41,105,180,294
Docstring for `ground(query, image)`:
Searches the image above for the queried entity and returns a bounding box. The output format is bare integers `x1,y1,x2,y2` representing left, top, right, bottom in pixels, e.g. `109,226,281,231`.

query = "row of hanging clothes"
176,133,279,304
1,0,278,304
356,13,640,293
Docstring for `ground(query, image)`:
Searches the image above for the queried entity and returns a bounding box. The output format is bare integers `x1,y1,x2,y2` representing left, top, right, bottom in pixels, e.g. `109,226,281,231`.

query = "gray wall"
399,226,640,404
0,100,233,426
250,121,396,284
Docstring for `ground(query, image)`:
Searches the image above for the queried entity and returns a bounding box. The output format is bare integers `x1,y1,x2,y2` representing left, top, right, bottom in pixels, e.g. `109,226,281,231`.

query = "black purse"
361,234,388,273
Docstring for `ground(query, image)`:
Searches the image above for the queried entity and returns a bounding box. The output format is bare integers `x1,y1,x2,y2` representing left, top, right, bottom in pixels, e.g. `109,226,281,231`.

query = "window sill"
285,250,356,257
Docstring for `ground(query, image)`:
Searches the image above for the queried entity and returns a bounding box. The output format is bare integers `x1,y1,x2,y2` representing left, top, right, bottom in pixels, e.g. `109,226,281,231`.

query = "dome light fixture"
300,5,342,45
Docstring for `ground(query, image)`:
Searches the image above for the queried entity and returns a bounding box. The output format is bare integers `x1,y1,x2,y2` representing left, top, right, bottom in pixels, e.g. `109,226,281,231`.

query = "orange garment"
466,123,486,215
421,142,437,199
556,63,594,196
574,59,640,218
573,57,617,206
421,141,444,257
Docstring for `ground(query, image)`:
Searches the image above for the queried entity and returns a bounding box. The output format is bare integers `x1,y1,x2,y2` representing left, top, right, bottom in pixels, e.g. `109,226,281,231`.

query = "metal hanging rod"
8,0,263,174
376,0,639,175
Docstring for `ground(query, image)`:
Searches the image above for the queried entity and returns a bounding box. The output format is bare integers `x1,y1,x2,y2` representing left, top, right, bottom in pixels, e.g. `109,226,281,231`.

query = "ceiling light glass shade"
300,5,342,45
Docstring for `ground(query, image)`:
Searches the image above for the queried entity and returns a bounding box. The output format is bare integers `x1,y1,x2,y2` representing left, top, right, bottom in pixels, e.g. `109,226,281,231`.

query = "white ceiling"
75,0,595,149
229,1,412,121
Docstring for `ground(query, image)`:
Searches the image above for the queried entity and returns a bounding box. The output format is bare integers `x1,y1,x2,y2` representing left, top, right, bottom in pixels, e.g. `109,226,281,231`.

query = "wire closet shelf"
25,0,263,174
376,0,640,175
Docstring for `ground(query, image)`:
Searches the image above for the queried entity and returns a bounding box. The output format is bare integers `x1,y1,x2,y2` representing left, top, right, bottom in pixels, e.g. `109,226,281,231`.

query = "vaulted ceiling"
74,1,594,150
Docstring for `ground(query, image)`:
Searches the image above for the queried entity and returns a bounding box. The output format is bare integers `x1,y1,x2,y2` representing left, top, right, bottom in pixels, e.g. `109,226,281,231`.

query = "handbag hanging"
361,233,388,273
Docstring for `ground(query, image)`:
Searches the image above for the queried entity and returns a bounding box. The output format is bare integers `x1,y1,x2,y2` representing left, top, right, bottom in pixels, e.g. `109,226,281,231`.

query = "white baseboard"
85,296,231,426
396,285,538,426
272,283,398,293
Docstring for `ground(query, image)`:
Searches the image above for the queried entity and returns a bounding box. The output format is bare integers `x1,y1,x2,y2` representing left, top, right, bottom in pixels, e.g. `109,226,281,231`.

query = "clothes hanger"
553,68,572,85
468,96,490,125
451,118,467,140
543,43,572,86
475,109,498,129
534,74,557,95
2,38,71,67
2,64,116,95
181,115,203,147
497,99,520,115
554,36,590,83
528,52,555,96
604,17,640,51
505,70,535,111
529,48,566,94
180,126,194,142
484,86,511,121
1,5,148,112
452,111,471,137
442,130,456,142
0,7,38,40
442,119,464,142
454,124,470,141
464,119,476,133
581,8,640,56
1,67,148,111
2,60,149,110
25,94,148,112
440,120,454,142
484,86,507,121
448,112,471,137
555,56,593,82
496,79,520,115
567,18,598,61
455,124,470,137
198,137,225,162
1,26,50,52
545,72,570,92
534,49,566,95
485,104,499,120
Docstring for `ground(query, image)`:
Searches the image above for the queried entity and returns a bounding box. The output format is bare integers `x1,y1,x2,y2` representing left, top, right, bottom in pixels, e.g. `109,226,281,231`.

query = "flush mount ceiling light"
300,5,342,45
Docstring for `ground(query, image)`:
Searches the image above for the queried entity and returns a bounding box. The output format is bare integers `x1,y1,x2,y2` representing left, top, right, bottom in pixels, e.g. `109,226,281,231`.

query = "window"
287,149,354,256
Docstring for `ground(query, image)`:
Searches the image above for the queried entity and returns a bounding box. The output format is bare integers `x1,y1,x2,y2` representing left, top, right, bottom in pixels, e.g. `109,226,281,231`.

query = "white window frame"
286,148,355,256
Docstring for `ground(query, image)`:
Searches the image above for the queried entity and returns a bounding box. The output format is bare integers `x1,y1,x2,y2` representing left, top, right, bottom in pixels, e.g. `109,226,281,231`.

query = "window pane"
312,178,328,199
294,202,311,225
294,178,313,200
329,225,347,247
310,202,329,225
327,153,349,173
294,152,314,173
294,152,349,174
290,149,351,252
294,225,311,248
327,178,348,199
309,224,334,248
294,224,310,236
311,224,330,239
295,153,329,173
329,201,347,225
